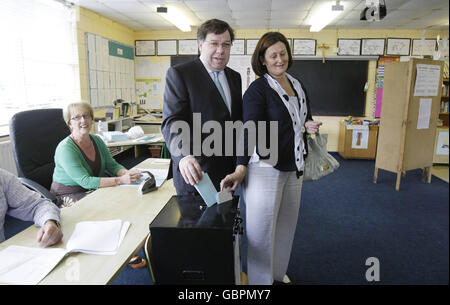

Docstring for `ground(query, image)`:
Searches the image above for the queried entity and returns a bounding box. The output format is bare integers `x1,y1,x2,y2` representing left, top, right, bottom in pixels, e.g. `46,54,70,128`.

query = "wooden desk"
0,158,175,285
105,133,165,158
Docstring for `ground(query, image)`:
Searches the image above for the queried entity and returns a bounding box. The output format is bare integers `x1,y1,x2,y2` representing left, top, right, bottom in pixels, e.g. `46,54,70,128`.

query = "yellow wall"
78,7,449,150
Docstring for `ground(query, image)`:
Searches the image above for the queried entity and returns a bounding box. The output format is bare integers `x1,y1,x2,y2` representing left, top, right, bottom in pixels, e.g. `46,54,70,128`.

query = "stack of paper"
66,219,130,255
0,219,130,285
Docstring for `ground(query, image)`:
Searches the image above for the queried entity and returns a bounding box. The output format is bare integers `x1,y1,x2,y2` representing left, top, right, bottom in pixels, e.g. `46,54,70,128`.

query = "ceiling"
76,0,449,32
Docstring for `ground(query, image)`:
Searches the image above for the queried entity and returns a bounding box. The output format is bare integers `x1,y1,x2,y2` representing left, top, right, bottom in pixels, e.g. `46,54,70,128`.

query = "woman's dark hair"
251,32,293,77
197,19,235,42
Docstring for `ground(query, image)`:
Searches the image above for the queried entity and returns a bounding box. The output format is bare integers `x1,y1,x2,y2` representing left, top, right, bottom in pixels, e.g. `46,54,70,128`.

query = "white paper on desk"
66,219,130,255
150,158,170,164
0,246,67,285
194,172,217,207
0,219,130,285
417,98,432,129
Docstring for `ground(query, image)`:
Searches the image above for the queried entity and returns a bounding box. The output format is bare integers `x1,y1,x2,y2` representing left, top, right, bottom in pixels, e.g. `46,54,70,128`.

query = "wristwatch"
45,219,61,228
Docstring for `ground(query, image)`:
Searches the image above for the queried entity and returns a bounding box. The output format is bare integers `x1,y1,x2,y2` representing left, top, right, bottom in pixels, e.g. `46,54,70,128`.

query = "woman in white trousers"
221,32,321,285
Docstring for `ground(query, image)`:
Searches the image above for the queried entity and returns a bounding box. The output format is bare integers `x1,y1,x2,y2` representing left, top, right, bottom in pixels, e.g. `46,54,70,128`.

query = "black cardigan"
236,75,313,172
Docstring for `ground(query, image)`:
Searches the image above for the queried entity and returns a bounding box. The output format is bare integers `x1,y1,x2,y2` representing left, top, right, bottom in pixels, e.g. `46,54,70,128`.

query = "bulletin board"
86,33,136,108
135,56,171,111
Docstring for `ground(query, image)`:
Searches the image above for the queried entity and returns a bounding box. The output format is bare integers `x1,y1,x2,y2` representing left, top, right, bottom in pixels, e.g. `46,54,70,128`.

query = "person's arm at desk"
94,135,142,187
1,169,62,247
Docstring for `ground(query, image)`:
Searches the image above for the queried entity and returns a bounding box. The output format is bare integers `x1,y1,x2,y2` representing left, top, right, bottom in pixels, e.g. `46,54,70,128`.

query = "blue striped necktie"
213,71,230,113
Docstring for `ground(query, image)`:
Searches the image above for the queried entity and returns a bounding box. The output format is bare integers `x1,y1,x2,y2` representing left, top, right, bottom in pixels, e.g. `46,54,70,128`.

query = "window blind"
0,0,80,136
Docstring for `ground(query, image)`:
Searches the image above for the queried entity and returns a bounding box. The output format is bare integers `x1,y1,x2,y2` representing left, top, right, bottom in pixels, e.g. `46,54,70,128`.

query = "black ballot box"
148,195,243,285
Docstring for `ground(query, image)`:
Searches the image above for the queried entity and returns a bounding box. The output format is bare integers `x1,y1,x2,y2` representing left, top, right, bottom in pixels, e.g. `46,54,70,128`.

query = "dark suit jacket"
162,58,243,195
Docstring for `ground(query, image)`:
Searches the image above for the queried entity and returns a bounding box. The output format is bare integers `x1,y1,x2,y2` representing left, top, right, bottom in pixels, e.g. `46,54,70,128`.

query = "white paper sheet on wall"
89,70,97,88
413,64,441,96
436,131,449,155
417,98,432,129
227,55,256,95
88,51,96,70
351,129,369,149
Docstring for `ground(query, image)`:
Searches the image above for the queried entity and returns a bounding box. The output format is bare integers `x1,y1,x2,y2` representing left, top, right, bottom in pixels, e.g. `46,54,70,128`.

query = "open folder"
0,219,130,285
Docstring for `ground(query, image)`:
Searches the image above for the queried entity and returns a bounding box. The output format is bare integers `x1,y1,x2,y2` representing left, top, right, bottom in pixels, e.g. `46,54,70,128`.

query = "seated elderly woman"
51,102,141,207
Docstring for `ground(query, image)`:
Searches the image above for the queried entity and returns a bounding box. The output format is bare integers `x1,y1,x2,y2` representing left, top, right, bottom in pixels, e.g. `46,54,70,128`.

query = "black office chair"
9,108,70,203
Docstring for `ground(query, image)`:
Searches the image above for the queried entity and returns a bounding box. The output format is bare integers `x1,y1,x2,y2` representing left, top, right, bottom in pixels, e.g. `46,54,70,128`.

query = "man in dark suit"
162,19,244,195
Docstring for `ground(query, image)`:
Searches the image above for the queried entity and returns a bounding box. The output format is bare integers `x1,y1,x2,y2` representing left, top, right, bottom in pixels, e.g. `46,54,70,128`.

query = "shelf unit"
439,78,449,127
95,116,138,157
434,77,449,164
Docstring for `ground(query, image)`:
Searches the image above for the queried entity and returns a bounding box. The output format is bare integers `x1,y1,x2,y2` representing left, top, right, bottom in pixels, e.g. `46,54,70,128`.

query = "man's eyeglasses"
71,114,91,121
205,41,232,49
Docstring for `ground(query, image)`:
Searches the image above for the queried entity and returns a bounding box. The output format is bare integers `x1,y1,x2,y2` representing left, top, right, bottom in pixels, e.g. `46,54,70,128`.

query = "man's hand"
179,156,203,185
36,220,63,247
220,165,247,192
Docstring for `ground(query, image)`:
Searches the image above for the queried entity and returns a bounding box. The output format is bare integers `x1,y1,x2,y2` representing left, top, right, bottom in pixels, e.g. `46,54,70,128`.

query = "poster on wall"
135,56,170,110
374,57,400,118
227,55,256,96
436,131,449,155
351,128,369,149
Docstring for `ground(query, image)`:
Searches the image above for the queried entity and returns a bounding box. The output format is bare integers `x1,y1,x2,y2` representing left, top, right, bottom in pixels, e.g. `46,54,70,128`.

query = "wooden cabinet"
374,58,444,191
338,122,379,159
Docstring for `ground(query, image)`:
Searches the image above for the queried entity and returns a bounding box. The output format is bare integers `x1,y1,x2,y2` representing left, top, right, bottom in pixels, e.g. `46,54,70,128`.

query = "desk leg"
395,172,401,191
373,167,379,184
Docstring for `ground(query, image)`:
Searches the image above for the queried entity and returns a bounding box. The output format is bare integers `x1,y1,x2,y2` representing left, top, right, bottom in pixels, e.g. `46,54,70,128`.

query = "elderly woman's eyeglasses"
71,114,91,121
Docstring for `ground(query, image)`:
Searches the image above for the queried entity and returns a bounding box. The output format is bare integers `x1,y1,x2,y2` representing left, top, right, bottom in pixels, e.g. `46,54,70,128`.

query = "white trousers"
243,163,303,285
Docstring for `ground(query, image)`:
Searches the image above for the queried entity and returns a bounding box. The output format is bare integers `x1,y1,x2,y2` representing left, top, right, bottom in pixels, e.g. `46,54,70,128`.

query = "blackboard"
171,55,198,67
289,60,368,116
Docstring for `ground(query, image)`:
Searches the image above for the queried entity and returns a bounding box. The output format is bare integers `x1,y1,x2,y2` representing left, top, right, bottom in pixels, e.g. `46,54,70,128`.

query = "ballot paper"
193,172,235,206
0,219,130,285
194,172,218,207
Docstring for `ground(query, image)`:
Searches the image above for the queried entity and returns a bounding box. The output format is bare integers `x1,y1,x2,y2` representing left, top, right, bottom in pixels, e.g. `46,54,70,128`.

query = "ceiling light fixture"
310,1,345,32
156,6,191,32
